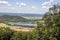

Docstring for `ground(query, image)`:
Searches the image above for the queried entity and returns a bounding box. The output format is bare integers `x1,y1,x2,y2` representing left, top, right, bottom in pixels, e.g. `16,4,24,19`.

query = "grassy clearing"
10,26,33,32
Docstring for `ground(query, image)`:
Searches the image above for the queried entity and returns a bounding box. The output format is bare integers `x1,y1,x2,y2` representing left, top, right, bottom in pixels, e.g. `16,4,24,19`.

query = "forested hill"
0,15,30,23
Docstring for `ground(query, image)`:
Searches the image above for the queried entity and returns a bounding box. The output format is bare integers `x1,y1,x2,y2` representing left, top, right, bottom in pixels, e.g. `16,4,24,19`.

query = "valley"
0,13,43,28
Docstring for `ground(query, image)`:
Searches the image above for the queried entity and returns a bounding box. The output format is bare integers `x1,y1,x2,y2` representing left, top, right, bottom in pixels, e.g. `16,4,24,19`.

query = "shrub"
0,27,14,40
11,31,33,40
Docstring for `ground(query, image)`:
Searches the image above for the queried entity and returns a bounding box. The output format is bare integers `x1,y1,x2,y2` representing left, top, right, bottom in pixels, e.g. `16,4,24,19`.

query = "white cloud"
0,1,8,4
0,1,11,6
41,0,54,7
41,2,50,13
41,1,51,9
20,3,26,6
41,2,50,6
0,0,56,14
16,2,27,7
0,1,15,12
42,6,47,9
41,0,55,13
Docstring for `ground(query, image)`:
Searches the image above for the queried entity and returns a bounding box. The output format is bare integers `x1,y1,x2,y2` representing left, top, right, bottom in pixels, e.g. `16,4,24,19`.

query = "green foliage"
0,27,13,40
42,5,60,40
32,25,59,40
11,31,33,40
31,5,60,40
43,5,60,27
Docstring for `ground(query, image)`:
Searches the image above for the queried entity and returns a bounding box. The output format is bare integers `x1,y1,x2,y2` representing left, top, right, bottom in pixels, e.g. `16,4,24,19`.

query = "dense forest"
0,5,60,40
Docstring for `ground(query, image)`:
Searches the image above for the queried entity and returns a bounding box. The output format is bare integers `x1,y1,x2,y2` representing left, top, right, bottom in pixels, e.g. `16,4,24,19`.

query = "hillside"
0,15,30,23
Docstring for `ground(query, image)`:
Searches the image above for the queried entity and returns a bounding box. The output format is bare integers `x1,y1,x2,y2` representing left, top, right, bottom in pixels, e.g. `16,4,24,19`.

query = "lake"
8,22,37,27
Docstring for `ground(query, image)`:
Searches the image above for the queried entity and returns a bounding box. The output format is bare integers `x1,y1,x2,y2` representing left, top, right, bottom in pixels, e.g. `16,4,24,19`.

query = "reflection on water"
8,22,37,26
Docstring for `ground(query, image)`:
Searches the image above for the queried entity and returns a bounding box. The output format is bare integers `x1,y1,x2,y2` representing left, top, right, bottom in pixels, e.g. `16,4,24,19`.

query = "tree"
43,5,60,40
33,5,60,40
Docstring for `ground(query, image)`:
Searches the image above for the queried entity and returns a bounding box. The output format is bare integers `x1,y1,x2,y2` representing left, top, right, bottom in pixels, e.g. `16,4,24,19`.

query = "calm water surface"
8,22,37,26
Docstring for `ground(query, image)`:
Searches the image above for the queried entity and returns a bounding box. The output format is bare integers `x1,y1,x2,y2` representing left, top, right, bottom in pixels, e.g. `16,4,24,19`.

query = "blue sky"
0,0,60,14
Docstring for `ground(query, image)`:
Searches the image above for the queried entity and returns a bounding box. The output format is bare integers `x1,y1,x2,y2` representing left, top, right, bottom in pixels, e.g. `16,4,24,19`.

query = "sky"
0,0,60,14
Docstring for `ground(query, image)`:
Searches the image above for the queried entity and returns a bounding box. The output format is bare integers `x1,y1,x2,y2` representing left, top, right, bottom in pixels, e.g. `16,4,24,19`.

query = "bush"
0,27,14,40
11,31,33,40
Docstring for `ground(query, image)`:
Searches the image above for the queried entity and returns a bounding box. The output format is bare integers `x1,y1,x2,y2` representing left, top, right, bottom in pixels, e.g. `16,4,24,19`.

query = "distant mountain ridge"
0,13,44,17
